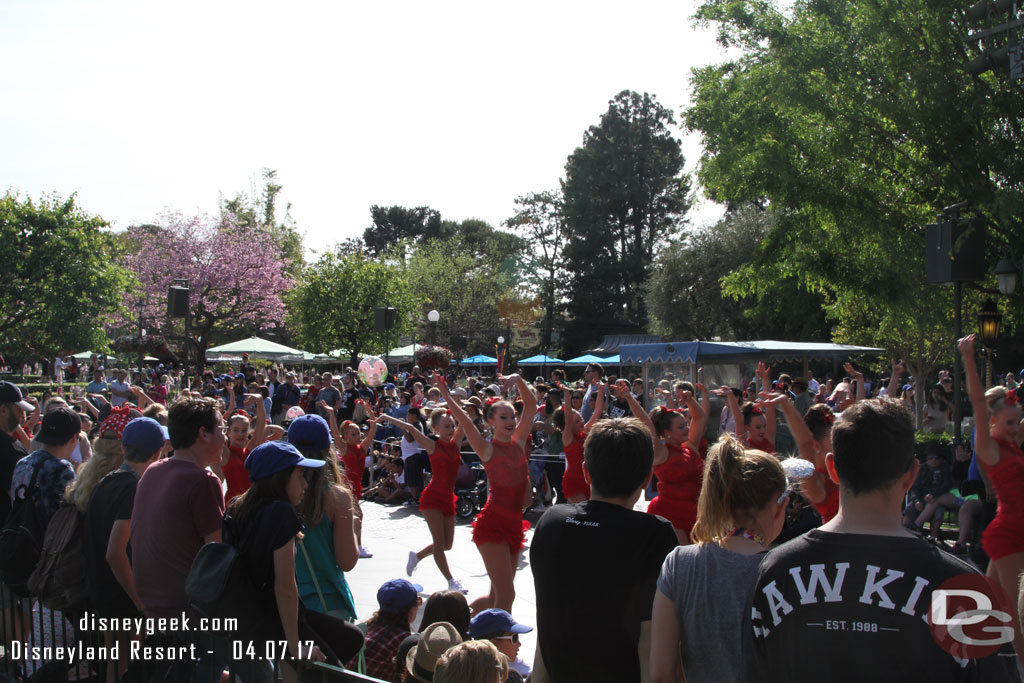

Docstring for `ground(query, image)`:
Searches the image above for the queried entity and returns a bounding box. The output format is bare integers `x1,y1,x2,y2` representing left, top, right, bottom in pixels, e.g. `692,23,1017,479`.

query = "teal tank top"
295,513,357,621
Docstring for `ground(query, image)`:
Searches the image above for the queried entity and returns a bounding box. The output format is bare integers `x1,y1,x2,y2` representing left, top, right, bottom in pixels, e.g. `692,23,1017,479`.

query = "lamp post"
978,298,1004,388
135,299,145,385
497,336,506,375
428,309,439,346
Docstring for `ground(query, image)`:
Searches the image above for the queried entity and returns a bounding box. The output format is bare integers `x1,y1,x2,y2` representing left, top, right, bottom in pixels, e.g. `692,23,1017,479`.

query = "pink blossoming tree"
120,211,293,365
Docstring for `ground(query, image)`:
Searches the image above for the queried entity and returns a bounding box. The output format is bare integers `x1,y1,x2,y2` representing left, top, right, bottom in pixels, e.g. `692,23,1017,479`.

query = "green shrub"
914,431,954,460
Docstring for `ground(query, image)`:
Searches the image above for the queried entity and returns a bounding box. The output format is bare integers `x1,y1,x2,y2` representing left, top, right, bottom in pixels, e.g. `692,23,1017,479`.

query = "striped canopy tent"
517,354,564,365
206,336,304,360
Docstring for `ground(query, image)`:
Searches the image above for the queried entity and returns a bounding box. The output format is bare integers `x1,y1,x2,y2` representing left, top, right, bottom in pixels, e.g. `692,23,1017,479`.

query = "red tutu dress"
747,435,776,455
341,444,366,500
223,445,250,503
419,438,461,517
472,440,531,552
561,433,590,500
647,443,704,535
812,467,840,524
980,438,1024,561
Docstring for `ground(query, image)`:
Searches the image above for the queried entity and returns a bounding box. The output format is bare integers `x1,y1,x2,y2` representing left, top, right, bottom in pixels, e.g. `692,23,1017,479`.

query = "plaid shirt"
347,622,409,680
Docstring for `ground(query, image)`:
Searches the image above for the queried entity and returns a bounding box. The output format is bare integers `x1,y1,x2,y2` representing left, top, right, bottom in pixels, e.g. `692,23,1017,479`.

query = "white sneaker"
447,578,468,593
406,551,419,576
359,546,373,558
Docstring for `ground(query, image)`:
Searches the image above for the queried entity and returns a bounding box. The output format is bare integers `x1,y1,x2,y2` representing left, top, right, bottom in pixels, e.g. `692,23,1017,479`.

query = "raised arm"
509,374,538,448
586,382,606,430
762,393,817,465
624,390,668,466
960,335,999,466
378,413,436,454
246,394,267,446
435,373,492,461
130,385,153,409
887,360,905,399
358,407,378,453
686,387,708,451
721,386,745,439
845,362,866,404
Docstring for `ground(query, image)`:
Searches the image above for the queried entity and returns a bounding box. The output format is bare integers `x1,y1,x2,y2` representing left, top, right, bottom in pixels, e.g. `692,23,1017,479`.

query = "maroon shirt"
130,457,225,618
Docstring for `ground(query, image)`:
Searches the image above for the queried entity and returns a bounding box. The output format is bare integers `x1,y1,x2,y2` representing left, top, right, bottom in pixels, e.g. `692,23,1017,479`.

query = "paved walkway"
345,496,652,670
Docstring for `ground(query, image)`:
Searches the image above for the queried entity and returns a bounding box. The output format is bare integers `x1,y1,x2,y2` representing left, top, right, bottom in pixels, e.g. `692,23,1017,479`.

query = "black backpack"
27,502,88,612
185,514,270,636
0,461,47,596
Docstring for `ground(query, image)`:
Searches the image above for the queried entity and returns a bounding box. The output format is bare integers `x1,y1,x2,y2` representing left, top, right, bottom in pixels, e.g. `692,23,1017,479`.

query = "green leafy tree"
287,249,415,366
362,205,445,256
405,237,507,354
646,206,827,341
688,0,1024,381
505,190,565,351
561,90,692,354
0,193,130,360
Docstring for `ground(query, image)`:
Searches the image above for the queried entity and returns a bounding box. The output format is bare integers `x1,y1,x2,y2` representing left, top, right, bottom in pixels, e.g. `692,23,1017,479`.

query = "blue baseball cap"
377,578,423,613
287,414,331,451
384,383,396,390
245,441,325,482
469,609,533,639
122,417,169,458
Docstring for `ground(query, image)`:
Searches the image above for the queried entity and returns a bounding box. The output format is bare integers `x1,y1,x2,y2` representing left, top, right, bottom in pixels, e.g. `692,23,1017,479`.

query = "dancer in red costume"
722,363,778,454
960,333,1024,669
214,392,267,504
322,401,378,559
379,406,469,593
554,381,606,503
437,372,536,613
629,387,707,545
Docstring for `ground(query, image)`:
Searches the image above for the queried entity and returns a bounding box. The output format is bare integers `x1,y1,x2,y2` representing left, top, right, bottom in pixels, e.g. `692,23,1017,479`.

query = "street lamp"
978,298,1004,388
428,309,439,346
995,247,1019,296
497,335,505,374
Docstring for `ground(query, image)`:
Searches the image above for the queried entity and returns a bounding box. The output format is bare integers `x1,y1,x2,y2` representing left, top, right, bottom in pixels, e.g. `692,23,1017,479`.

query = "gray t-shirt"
657,542,764,683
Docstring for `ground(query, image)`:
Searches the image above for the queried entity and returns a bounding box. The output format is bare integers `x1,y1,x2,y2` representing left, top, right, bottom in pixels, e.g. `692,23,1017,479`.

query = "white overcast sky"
0,0,728,257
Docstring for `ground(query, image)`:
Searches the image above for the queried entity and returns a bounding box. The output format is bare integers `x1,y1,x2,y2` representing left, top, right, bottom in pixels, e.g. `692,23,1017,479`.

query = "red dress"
472,440,531,552
980,438,1024,560
812,466,840,524
341,444,366,500
223,445,250,503
648,443,704,535
419,439,461,517
561,433,590,500
747,435,776,455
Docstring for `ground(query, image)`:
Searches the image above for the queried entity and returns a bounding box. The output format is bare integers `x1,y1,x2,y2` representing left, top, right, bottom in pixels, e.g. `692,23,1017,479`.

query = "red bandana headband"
99,405,132,440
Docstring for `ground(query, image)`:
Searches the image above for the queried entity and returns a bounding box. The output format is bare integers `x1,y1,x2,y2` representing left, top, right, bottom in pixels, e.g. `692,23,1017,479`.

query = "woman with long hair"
650,435,787,683
434,640,509,683
630,388,707,545
226,441,364,682
554,381,605,503
287,415,360,622
959,333,1024,668
65,405,136,511
380,407,469,593
437,373,536,613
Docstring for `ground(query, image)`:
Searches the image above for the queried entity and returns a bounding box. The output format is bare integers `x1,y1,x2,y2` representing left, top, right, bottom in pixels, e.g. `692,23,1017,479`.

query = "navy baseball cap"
384,383,396,390
122,417,169,458
469,609,533,639
245,441,325,482
0,381,33,412
287,414,331,451
377,578,423,613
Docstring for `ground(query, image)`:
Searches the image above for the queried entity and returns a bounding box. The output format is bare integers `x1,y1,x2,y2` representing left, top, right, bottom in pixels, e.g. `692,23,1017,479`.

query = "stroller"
454,454,488,519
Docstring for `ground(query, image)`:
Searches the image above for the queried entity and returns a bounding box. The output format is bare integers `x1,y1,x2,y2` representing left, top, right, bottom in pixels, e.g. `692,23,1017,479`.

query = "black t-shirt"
0,430,27,523
607,397,632,419
83,468,139,616
230,500,303,591
338,387,360,422
746,530,1018,682
530,500,678,682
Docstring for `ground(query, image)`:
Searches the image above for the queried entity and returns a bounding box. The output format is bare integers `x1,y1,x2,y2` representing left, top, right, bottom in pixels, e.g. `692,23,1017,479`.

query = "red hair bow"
823,413,835,424
98,405,132,439
485,397,502,407
445,409,452,416
750,406,763,415
1006,391,1019,407
663,407,684,414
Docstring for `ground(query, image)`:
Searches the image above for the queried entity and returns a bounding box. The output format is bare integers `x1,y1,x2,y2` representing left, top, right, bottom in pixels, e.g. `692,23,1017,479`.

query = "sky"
0,0,729,258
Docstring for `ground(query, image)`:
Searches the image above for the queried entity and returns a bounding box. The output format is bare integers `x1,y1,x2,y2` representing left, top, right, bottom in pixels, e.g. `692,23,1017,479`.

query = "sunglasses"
493,633,520,643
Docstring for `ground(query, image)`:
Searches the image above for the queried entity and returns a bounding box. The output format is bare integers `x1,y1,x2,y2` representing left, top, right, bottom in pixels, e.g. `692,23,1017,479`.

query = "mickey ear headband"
99,405,133,439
